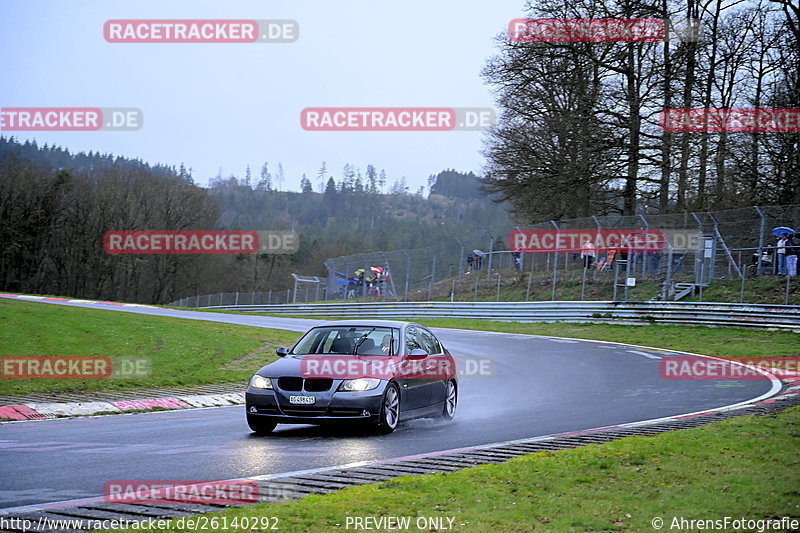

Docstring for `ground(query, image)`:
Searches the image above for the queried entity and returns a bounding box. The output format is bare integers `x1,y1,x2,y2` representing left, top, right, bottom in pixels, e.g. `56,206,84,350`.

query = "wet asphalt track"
0,299,777,509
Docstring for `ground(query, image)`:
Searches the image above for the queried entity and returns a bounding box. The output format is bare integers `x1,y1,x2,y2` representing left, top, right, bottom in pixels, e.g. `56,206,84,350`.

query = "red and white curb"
0,393,245,421
0,293,157,309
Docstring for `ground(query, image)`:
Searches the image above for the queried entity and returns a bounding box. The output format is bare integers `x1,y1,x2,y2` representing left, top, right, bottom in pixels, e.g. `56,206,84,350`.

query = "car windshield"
291,326,400,356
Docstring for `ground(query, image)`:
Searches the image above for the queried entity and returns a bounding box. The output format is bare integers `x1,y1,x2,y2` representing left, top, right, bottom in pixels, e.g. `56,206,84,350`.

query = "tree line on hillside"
482,0,799,222
0,138,509,303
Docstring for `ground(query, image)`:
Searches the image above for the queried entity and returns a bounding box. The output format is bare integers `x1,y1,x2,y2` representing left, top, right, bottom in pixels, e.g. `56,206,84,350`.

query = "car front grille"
277,377,304,391
304,378,333,392
276,377,333,392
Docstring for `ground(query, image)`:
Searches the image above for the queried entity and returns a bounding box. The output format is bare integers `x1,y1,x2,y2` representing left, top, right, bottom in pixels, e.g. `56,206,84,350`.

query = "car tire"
438,380,457,421
375,382,400,434
247,414,277,435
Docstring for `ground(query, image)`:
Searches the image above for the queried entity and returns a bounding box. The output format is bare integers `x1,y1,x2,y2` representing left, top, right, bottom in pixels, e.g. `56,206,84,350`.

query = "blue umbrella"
771,226,796,237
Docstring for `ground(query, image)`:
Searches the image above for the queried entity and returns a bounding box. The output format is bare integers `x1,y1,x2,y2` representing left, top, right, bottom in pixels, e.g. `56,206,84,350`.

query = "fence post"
754,206,766,277
740,256,747,303
624,245,632,301
485,230,494,279
550,221,559,300
496,273,502,301
580,261,587,301
457,241,465,280
524,271,531,301
639,214,649,275
428,255,436,300
451,279,456,302
786,274,791,305
592,215,602,283
404,251,412,301
691,212,705,285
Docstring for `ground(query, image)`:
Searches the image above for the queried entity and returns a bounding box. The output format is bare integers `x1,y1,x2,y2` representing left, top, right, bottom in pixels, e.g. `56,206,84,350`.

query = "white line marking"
627,350,663,360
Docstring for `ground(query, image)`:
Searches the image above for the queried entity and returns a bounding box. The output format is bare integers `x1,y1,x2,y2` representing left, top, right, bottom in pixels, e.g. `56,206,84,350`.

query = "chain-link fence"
169,204,800,307
171,290,295,307
321,204,800,305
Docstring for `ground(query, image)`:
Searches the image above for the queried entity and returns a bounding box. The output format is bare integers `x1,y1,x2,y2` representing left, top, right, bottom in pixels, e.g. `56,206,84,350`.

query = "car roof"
316,319,415,329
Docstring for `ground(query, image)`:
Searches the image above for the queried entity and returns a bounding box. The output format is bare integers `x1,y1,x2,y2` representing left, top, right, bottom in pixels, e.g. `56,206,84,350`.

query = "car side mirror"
276,347,289,357
407,349,428,360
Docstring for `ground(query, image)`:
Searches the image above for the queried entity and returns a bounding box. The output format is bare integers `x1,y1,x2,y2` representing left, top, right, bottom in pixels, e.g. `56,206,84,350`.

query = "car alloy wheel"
376,383,400,434
441,380,457,420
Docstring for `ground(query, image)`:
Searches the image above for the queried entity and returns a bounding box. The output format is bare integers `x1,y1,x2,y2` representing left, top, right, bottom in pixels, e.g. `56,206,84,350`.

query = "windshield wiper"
352,328,376,355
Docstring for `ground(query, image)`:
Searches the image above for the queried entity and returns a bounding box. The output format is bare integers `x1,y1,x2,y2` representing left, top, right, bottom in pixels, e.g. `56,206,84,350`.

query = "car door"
399,325,429,410
416,327,446,406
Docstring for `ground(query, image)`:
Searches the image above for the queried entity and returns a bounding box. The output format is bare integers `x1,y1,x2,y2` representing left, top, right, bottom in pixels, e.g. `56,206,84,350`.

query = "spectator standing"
776,234,788,275
785,234,798,276
513,247,523,270
580,237,596,269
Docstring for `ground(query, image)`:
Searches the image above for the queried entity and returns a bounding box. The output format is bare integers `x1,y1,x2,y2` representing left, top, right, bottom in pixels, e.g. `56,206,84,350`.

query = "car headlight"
250,375,273,389
338,378,381,392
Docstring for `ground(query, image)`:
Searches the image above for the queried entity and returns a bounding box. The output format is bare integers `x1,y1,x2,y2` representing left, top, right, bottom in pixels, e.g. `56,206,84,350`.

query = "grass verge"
0,299,301,396
102,406,800,532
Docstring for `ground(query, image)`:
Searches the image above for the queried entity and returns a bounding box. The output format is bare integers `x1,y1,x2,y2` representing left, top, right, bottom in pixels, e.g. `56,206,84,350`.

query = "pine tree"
366,164,378,194
276,163,285,191
258,162,272,191
300,173,313,193
379,169,387,194
317,161,327,193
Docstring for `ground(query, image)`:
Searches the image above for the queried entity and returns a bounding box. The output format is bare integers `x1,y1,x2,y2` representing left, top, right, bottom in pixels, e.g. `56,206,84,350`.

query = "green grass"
0,299,301,396
684,277,800,305
101,406,800,532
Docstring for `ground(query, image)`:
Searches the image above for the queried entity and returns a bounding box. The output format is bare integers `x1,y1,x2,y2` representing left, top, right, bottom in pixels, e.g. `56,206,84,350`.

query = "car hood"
255,353,457,381
255,355,306,378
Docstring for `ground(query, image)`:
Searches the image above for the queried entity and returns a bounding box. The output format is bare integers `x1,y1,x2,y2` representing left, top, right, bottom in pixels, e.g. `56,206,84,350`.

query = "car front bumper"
245,385,385,424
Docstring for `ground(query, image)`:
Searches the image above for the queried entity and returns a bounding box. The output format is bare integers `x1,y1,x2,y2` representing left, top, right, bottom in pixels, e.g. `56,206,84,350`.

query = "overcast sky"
0,0,528,191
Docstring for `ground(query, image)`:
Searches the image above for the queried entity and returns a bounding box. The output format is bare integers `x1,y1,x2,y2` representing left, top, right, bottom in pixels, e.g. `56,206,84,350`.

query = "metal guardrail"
202,301,800,330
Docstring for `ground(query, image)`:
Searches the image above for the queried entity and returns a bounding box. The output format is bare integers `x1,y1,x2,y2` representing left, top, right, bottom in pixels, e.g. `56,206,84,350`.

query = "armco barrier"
202,301,800,330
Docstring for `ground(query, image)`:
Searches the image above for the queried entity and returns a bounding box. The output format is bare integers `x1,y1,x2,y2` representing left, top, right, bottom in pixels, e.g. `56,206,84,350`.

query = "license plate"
289,395,315,405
